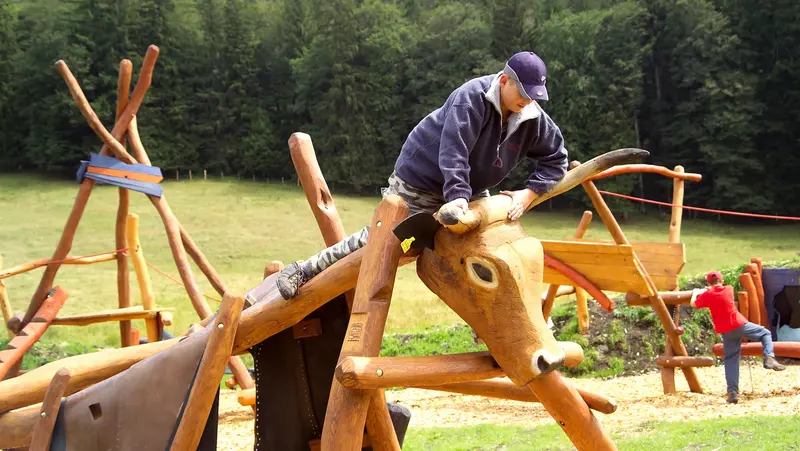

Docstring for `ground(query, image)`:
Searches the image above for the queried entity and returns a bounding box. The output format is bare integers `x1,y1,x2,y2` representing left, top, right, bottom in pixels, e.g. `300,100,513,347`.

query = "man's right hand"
436,198,469,226
444,198,469,214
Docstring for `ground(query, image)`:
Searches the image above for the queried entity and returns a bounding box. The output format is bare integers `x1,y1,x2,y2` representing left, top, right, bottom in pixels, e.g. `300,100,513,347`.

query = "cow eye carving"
465,256,499,289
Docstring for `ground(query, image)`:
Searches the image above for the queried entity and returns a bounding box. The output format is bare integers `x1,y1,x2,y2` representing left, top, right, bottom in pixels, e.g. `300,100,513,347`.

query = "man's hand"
500,188,538,221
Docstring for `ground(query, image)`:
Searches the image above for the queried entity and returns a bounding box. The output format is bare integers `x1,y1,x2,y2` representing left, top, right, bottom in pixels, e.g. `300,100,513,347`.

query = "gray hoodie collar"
485,72,542,138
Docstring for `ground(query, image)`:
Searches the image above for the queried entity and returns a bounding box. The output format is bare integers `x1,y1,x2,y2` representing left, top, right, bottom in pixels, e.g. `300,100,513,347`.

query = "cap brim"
522,82,549,101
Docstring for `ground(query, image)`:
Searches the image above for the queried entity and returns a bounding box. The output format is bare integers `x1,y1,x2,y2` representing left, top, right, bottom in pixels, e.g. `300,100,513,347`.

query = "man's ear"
499,73,508,86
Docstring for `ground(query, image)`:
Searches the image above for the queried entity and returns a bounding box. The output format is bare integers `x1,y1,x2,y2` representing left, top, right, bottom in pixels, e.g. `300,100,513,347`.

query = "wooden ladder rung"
51,306,174,327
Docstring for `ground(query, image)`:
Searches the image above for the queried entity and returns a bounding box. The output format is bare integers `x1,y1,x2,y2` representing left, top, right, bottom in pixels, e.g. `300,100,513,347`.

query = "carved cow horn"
436,147,650,234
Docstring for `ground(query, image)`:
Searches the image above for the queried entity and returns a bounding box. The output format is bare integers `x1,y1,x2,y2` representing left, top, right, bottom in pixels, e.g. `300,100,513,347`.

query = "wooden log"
738,291,750,321
1,252,118,281
528,371,617,450
669,166,685,243
336,342,583,390
739,273,760,326
225,375,238,389
170,293,243,451
655,356,714,368
589,164,702,183
660,302,682,394
580,167,702,394
416,377,618,414
237,387,255,406
543,211,592,322
29,367,71,451
126,213,159,343
21,46,159,327
0,337,179,414
745,263,767,327
625,290,693,306
575,288,589,335
0,403,40,449
335,352,503,389
289,132,358,313
0,287,68,380
321,196,407,451
180,224,228,298
712,342,800,359
115,59,134,348
50,306,173,327
365,389,401,451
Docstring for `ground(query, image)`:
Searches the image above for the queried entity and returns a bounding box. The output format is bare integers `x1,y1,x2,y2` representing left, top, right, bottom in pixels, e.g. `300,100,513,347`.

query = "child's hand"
500,188,538,221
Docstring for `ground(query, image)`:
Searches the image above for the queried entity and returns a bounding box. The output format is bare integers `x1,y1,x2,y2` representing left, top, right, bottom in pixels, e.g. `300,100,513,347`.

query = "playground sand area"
215,362,800,449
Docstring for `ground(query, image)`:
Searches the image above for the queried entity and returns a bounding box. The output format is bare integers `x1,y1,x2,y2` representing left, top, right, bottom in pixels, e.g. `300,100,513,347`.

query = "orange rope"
598,190,800,222
145,261,222,303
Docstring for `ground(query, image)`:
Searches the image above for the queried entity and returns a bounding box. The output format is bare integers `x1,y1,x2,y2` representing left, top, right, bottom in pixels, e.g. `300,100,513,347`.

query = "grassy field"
1,174,799,347
403,415,800,450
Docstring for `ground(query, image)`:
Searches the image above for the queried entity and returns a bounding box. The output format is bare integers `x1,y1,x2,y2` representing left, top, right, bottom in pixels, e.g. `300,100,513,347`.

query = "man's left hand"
500,188,538,221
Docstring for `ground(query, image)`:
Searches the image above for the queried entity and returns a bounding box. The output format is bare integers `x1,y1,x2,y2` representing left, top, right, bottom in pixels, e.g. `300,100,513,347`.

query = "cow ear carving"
465,256,499,289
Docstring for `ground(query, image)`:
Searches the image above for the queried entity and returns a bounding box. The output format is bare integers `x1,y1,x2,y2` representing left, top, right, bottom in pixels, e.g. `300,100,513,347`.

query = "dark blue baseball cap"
503,51,549,101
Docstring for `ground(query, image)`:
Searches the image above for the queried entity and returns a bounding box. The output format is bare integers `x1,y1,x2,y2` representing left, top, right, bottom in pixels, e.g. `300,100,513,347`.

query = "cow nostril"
536,354,550,374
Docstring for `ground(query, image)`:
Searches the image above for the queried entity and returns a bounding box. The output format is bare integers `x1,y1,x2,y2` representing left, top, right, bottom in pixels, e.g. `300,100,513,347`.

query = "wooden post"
115,59,134,348
668,166,685,243
0,288,68,380
527,371,617,451
189,169,193,180
28,368,70,451
204,169,207,180
745,263,767,327
575,289,589,335
738,291,750,321
578,162,702,394
321,196,407,451
542,211,593,322
169,293,243,451
20,46,159,328
289,132,357,310
126,214,159,344
739,273,760,325
0,256,13,339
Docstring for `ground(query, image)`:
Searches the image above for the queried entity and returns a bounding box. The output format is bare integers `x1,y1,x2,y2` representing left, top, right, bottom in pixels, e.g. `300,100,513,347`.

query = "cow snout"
532,349,565,377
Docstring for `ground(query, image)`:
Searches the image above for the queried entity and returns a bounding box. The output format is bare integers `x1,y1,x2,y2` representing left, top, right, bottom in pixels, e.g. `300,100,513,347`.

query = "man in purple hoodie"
277,51,569,300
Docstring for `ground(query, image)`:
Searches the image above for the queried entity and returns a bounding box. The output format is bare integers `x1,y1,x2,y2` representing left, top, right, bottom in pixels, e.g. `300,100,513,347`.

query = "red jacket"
695,285,748,334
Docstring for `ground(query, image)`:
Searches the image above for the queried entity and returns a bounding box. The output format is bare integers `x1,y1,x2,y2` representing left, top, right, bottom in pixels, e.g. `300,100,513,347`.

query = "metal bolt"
376,369,384,377
376,221,382,227
40,412,46,418
217,323,224,329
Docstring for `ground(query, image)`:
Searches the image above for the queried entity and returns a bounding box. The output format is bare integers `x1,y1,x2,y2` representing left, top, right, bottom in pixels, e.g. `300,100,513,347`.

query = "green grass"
403,415,800,450
1,174,799,348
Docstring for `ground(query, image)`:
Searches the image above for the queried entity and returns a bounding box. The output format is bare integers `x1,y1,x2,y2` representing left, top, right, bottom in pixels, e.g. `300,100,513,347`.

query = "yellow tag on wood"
401,237,415,253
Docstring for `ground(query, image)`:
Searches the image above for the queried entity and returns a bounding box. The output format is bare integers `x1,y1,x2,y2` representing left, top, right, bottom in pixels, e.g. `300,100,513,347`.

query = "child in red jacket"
690,271,785,404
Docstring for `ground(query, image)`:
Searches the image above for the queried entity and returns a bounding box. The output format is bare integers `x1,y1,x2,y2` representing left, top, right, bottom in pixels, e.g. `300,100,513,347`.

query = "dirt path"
216,363,800,450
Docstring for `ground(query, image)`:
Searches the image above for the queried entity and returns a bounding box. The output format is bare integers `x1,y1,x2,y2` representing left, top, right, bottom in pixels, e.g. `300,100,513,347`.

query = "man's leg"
721,330,742,403
740,322,786,371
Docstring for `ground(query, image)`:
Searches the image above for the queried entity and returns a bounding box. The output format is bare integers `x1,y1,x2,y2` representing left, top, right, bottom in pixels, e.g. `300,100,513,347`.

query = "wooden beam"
321,196,407,451
589,164,701,183
0,287,68,380
415,377,618,415
668,165,685,243
655,356,714,368
126,213,159,343
739,273,760,325
0,256,13,339
0,403,40,449
170,293,243,451
0,337,179,414
625,290,693,306
527,371,617,450
712,342,800,359
114,59,134,348
50,306,173,327
29,368,70,451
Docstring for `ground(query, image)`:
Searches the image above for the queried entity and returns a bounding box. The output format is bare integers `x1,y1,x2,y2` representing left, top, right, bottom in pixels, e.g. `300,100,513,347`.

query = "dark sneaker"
726,391,738,404
764,356,786,371
276,261,309,300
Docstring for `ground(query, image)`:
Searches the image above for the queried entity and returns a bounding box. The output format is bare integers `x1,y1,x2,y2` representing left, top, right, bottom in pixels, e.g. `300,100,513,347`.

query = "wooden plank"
544,270,651,295
540,240,633,255
169,293,243,451
51,306,173,327
29,368,71,451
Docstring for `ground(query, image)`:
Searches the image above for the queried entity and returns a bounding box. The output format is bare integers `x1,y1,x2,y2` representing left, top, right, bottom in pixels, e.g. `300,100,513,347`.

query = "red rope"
145,261,222,303
597,190,800,221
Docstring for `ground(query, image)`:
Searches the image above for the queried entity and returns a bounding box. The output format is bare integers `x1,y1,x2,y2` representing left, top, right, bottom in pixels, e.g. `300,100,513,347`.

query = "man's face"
500,74,535,114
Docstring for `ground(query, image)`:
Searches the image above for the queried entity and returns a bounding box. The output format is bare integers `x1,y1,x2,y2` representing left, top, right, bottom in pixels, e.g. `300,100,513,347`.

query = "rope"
597,190,800,221
145,260,222,303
